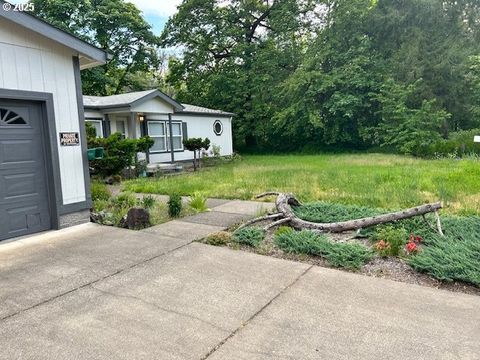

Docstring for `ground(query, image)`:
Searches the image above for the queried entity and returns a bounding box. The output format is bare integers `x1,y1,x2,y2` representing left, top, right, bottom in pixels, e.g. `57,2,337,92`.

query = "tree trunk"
253,192,443,233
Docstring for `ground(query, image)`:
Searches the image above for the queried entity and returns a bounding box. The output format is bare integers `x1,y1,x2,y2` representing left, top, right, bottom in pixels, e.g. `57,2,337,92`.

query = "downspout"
168,113,175,164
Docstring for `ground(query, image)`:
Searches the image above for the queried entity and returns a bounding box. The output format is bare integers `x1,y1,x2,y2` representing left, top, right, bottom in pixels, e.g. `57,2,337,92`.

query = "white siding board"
0,19,87,205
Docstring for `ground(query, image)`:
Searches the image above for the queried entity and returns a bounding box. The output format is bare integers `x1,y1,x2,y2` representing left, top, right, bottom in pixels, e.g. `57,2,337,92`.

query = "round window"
213,120,223,136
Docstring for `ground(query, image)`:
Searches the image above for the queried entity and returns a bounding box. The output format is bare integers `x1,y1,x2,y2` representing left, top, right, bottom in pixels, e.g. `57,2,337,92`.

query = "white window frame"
85,119,103,138
167,121,184,151
147,121,167,153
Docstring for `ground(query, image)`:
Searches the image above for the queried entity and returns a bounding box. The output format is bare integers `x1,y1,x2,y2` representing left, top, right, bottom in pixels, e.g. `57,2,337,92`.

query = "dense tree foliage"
163,0,480,154
33,0,480,154
31,0,161,95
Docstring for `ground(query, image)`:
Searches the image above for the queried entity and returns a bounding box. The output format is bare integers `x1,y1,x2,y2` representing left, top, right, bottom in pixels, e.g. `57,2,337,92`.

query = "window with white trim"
148,121,166,152
86,119,103,138
168,122,183,151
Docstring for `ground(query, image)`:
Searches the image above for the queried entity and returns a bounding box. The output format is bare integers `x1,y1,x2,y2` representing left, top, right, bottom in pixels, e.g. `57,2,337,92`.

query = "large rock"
120,208,151,229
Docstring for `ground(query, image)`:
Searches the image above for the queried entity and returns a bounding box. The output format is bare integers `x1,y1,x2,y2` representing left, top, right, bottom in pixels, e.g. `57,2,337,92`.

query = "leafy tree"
368,79,450,155
161,0,317,150
31,0,160,95
183,137,211,171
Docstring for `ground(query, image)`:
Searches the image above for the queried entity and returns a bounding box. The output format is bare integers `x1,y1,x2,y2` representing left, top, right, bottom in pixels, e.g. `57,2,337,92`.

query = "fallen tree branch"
252,192,443,233
235,213,283,231
263,217,291,231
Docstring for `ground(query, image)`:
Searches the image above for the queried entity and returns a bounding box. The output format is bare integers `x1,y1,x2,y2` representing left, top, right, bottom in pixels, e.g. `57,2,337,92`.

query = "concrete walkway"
0,199,478,359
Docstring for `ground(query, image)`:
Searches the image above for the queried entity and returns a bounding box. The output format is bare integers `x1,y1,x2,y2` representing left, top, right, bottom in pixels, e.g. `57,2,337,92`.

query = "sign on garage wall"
59,132,80,146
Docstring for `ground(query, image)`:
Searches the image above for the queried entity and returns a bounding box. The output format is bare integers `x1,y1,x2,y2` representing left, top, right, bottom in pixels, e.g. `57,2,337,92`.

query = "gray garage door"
0,99,52,241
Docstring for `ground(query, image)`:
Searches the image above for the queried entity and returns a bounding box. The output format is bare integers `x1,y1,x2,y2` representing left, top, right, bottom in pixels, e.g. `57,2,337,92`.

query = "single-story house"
0,2,108,241
83,90,234,164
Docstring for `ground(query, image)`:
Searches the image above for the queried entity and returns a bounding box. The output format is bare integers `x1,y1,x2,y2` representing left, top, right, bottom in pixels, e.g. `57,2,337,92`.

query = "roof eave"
179,111,235,117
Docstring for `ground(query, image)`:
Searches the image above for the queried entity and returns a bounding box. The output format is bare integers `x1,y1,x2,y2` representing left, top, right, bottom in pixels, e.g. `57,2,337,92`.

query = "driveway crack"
200,265,314,360
0,240,193,322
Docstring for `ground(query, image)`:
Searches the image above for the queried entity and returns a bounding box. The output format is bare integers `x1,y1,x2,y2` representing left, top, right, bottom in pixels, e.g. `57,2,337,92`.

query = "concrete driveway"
0,202,479,359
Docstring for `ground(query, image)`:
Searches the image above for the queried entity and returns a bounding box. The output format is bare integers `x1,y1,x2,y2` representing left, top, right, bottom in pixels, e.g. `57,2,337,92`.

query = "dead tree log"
254,192,443,233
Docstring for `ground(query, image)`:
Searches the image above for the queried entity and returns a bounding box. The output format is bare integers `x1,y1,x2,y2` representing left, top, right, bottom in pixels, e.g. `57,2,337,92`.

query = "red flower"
405,241,419,254
415,235,423,243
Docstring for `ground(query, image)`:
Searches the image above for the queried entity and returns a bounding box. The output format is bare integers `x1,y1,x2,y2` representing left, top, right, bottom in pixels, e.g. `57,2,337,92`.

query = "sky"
9,0,182,35
127,0,183,35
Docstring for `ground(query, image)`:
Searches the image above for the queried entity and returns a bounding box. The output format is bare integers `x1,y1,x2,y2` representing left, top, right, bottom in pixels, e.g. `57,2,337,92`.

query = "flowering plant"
409,234,423,243
375,239,391,257
405,240,419,254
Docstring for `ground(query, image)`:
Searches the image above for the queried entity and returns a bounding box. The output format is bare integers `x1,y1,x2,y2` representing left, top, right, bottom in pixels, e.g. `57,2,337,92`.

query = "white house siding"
0,19,85,205
148,114,233,163
84,110,103,119
131,98,175,114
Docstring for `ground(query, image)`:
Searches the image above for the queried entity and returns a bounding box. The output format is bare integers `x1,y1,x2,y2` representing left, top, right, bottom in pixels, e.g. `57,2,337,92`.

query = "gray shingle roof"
83,89,233,116
180,103,234,116
83,90,157,108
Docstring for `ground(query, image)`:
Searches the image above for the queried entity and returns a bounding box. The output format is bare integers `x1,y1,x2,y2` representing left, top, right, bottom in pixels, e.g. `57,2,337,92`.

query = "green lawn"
124,154,480,215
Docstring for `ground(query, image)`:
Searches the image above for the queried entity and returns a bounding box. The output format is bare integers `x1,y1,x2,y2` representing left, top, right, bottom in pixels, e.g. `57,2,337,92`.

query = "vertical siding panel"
0,21,87,205
1,46,19,89
14,46,32,90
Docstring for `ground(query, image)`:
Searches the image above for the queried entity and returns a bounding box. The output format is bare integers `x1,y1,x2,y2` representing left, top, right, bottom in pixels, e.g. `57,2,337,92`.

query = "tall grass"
124,154,480,215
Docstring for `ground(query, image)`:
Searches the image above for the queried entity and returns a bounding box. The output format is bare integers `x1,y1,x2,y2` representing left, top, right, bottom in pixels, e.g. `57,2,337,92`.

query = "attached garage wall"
0,19,86,206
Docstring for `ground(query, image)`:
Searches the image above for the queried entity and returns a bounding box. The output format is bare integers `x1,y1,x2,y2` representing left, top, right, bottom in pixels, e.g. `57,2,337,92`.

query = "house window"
213,120,223,136
168,122,183,151
86,119,103,138
148,121,166,152
116,120,126,138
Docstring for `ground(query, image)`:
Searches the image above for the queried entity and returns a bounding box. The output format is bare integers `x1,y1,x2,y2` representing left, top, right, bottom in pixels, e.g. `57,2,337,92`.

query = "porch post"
129,112,138,139
168,113,175,163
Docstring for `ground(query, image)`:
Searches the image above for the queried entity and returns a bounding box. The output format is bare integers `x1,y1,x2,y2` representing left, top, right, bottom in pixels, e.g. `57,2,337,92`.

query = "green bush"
142,195,156,209
425,129,480,158
204,231,232,246
111,192,138,209
168,193,182,217
274,230,374,270
91,181,110,201
88,133,155,177
373,226,407,256
233,227,265,247
188,192,208,212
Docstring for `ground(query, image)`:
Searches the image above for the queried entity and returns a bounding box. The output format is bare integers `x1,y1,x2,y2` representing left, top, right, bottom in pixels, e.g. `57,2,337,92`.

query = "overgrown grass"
274,230,374,270
123,154,480,215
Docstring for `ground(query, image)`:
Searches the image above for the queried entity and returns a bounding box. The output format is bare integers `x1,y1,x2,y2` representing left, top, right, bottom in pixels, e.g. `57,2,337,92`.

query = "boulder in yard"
120,207,151,229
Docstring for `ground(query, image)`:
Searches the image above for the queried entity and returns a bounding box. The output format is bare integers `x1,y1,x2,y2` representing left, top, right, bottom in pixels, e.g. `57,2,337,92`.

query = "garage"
0,6,108,241
0,99,51,240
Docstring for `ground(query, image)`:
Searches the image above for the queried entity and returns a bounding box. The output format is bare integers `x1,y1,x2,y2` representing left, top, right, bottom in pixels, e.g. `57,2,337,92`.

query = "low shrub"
91,182,110,201
424,129,480,158
204,231,232,246
274,230,374,270
188,192,208,212
168,193,182,218
408,216,480,286
373,226,407,257
142,195,156,209
233,227,265,247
